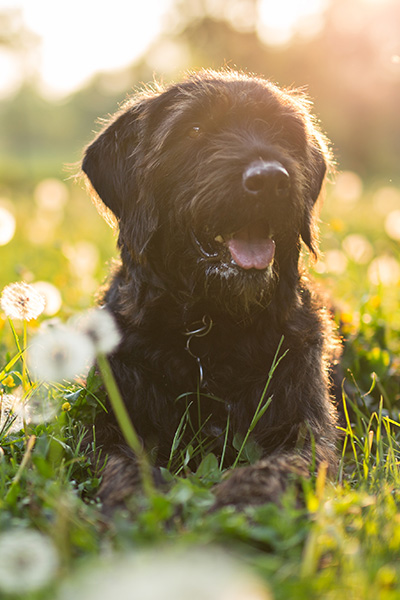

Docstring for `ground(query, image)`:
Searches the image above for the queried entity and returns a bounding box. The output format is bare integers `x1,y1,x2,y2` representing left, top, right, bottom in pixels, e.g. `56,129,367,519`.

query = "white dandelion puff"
28,325,96,382
0,529,59,594
14,385,58,424
1,281,45,321
0,389,25,432
73,308,121,355
58,547,271,600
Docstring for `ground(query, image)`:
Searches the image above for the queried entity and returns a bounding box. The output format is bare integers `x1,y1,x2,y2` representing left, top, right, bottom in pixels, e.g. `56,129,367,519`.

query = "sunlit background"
0,0,399,317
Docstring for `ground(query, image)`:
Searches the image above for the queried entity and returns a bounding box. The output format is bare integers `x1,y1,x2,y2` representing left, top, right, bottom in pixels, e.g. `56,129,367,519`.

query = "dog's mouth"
192,222,276,271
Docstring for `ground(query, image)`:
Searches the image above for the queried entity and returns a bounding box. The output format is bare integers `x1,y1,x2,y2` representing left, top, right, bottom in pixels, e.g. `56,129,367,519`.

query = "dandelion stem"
22,320,27,390
6,435,36,501
96,352,155,498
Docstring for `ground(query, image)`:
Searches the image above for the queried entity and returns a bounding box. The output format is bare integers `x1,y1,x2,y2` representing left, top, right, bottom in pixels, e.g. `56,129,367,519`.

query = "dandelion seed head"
73,308,121,355
14,385,59,424
28,326,96,382
0,529,59,594
0,389,25,433
1,281,45,321
58,548,271,600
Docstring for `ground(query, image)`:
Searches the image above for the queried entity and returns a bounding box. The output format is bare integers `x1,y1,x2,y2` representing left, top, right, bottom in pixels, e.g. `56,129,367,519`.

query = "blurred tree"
160,0,400,179
0,0,399,184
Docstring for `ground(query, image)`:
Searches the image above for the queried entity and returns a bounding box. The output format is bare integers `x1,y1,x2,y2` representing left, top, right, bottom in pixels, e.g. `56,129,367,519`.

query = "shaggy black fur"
82,70,340,511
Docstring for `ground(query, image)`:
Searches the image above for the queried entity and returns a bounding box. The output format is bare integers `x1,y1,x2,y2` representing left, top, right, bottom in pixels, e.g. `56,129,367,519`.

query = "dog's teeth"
214,235,224,244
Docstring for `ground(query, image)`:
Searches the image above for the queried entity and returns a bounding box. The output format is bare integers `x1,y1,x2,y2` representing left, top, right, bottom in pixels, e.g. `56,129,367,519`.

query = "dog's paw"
212,454,309,510
97,454,165,515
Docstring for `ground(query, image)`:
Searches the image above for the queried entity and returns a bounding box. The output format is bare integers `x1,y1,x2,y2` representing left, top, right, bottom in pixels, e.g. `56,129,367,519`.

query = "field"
1,170,400,600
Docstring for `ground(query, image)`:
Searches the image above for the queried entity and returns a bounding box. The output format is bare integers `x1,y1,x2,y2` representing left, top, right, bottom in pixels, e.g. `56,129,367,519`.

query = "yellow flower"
330,218,345,233
62,402,71,412
340,312,353,324
369,295,381,310
2,375,15,388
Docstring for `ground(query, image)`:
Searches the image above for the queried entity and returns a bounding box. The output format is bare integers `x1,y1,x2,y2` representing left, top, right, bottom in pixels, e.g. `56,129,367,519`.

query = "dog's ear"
300,143,328,256
82,101,158,256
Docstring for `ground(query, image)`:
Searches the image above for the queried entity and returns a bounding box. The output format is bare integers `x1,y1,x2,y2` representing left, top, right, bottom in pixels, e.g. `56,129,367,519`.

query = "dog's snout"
242,160,290,198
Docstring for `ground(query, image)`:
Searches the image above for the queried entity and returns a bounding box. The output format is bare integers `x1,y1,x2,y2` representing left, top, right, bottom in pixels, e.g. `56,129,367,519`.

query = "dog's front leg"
97,452,143,513
212,444,335,510
96,448,164,514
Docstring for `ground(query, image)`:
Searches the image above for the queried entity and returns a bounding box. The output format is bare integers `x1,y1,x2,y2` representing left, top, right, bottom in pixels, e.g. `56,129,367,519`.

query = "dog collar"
183,314,213,387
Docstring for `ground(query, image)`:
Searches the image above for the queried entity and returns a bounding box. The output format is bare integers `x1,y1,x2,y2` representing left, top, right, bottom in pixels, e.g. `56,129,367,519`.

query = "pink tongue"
227,225,275,270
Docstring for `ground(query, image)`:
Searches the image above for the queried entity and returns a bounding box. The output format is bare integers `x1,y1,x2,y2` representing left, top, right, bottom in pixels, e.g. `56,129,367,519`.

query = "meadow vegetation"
0,172,400,600
1,1,400,597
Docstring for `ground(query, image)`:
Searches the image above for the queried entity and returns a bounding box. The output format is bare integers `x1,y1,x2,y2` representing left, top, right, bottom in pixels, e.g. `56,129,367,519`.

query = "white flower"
0,529,59,594
58,547,270,600
28,325,95,382
73,308,121,355
1,281,45,321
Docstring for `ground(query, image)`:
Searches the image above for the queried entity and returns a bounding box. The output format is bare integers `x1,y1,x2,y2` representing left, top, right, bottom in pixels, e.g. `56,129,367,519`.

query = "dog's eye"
188,125,202,139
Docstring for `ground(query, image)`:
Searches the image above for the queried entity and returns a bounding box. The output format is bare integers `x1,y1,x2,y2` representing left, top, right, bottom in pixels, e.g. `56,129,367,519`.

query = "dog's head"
83,70,331,314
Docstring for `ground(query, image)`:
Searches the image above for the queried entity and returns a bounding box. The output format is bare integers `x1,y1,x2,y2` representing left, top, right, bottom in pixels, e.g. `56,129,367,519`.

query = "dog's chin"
191,232,278,314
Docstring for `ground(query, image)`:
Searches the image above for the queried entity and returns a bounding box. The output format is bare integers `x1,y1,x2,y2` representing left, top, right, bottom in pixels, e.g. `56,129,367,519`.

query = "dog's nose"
242,160,290,198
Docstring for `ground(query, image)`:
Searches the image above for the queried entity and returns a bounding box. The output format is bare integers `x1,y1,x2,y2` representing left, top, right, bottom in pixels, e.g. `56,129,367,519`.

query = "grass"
0,178,400,599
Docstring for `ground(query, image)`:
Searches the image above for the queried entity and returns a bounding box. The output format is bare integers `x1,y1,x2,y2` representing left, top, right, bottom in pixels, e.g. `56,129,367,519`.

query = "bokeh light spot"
34,178,68,211
32,281,62,316
342,234,374,264
373,186,400,216
385,210,400,241
0,206,16,246
324,250,348,274
368,255,400,286
333,171,363,205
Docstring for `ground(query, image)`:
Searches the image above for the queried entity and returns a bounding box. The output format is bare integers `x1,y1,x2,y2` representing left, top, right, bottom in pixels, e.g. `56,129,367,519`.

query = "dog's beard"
190,229,279,315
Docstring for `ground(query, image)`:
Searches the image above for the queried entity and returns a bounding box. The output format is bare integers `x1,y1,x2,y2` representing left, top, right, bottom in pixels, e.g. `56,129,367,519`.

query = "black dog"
82,70,340,510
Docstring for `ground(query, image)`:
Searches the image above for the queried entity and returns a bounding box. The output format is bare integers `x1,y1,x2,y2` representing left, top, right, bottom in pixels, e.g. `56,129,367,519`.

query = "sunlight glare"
258,0,328,45
0,50,23,100
3,0,171,98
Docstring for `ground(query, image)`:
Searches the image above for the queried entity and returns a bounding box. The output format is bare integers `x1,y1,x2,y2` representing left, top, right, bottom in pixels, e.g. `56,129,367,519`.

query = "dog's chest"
175,319,277,403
